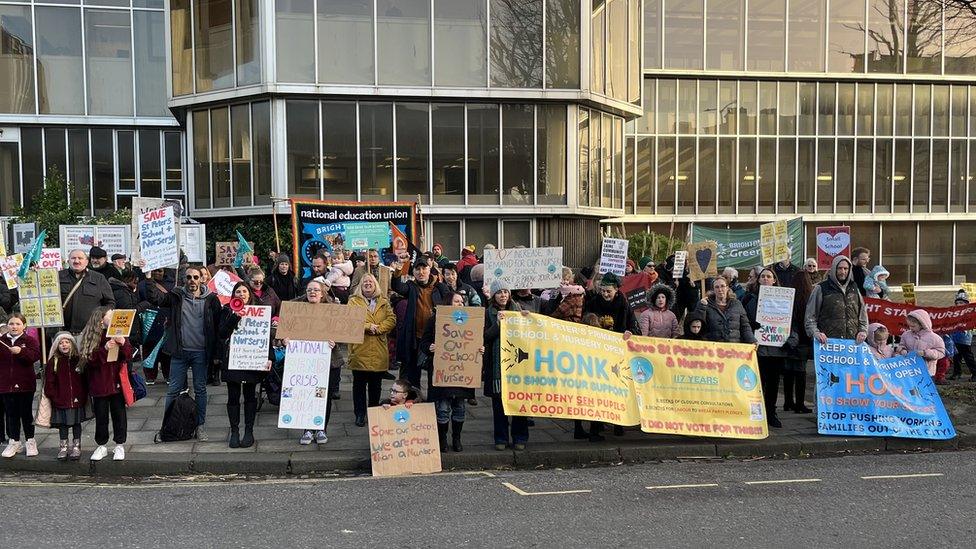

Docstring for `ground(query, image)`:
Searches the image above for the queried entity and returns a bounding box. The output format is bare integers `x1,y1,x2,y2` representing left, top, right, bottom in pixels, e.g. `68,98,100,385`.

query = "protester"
483,280,527,450
139,268,171,385
89,246,123,281
111,254,127,273
109,269,141,311
392,258,451,387
299,253,331,289
783,267,815,414
638,284,679,338
773,256,799,288
431,243,448,266
625,259,636,275
297,279,340,445
898,309,947,383
350,249,383,294
804,256,868,345
161,266,221,441
380,379,422,407
348,274,396,427
723,267,746,300
78,307,131,461
741,268,794,428
863,265,890,300
803,258,823,284
512,288,542,313
441,263,482,307
60,249,116,334
268,254,300,302
217,281,272,448
850,247,871,296
584,273,638,334
0,313,42,458
866,323,893,360
695,277,755,344
44,331,89,461
247,268,281,316
320,256,355,304
0,281,14,315
680,310,706,340
456,245,479,277
949,295,976,381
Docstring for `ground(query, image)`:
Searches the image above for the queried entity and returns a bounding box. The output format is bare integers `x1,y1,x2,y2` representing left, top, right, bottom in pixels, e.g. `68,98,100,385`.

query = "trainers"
300,431,314,445
113,446,125,461
145,378,156,386
90,445,109,461
196,425,209,442
315,430,328,444
24,438,38,457
1,440,22,458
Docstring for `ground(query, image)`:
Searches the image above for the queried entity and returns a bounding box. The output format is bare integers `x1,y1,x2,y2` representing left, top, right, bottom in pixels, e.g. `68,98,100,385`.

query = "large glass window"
836,138,854,212
194,0,234,92
21,128,42,211
945,3,976,75
643,0,659,69
502,220,531,248
192,111,211,208
285,100,319,198
913,140,930,211
698,137,716,214
36,6,84,115
778,138,796,212
757,138,775,213
490,0,542,88
86,9,133,116
164,131,184,193
706,0,742,71
636,135,653,212
170,0,193,96
468,104,500,204
538,104,567,205
377,0,430,86
882,222,917,284
663,0,702,70
677,136,695,213
957,222,976,283
739,136,756,213
432,104,464,204
211,107,231,207
607,0,628,101
359,102,394,200
747,0,785,72
236,0,262,85
251,102,272,205
140,130,162,198
465,219,498,251
717,137,734,213
117,130,136,192
502,104,535,205
893,139,912,212
230,105,250,207
828,0,865,73
545,0,580,89
932,139,949,212
590,1,604,95
0,142,21,215
855,139,873,211
787,0,824,72
134,11,167,116
867,0,902,73
876,139,893,212
318,0,373,85
395,103,429,203
906,0,941,74
68,129,90,214
321,101,358,200
44,128,66,181
0,5,35,114
628,0,640,103
92,129,114,214
435,0,487,87
797,138,815,213
837,83,855,135
950,140,965,213
276,0,314,83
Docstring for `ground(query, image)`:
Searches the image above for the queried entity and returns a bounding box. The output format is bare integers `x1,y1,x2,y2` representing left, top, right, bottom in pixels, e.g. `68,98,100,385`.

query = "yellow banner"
626,336,768,439
500,313,768,439
500,312,640,426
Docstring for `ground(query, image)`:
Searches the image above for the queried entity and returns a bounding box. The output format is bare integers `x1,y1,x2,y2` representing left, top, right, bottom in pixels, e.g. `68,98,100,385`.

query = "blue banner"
814,339,955,440
343,222,392,251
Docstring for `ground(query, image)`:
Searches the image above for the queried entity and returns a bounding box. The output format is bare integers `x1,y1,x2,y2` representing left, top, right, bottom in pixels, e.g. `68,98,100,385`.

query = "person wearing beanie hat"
625,259,637,275
44,331,90,460
483,278,526,450
639,256,654,272
268,253,300,301
950,293,976,381
89,246,123,282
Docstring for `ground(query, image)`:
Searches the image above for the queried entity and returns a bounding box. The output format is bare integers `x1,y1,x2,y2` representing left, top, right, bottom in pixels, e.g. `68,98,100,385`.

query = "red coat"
44,354,88,409
0,333,42,394
84,337,133,398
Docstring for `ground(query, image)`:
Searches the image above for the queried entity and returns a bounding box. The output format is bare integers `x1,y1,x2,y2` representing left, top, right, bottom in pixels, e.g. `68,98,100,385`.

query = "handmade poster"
483,247,563,290
228,305,273,371
691,218,803,269
598,238,629,277
864,297,976,335
686,241,718,282
17,267,39,298
106,310,137,338
276,301,367,344
138,206,179,271
12,223,37,254
367,403,442,477
755,285,795,347
178,224,207,263
378,265,392,295
627,335,768,439
291,200,417,280
37,269,59,298
620,272,656,314
814,339,955,439
215,241,254,266
59,225,130,262
500,312,641,426
278,339,332,430
40,297,64,329
344,222,392,251
901,283,916,305
38,249,62,270
207,269,242,306
19,298,42,327
432,306,485,388
962,283,976,299
760,220,790,266
815,226,851,270
1,254,23,289
131,197,182,264
18,269,63,327
673,250,687,278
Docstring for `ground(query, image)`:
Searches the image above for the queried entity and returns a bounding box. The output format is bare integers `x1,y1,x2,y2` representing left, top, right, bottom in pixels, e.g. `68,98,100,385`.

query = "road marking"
501,482,591,496
861,473,944,480
744,478,822,485
646,483,720,490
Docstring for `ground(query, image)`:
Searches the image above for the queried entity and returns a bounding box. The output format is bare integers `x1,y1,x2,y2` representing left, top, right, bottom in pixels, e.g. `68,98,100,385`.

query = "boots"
57,440,69,461
227,403,241,448
437,422,448,452
69,439,81,461
782,371,796,411
241,400,257,448
794,375,812,413
241,426,254,448
451,421,463,452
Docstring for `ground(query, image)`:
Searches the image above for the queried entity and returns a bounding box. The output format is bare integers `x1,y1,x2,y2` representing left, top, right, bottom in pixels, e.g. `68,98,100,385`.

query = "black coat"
392,277,451,366
216,306,271,384
694,297,756,344
160,286,221,360
0,283,14,315
583,291,638,334
58,269,116,333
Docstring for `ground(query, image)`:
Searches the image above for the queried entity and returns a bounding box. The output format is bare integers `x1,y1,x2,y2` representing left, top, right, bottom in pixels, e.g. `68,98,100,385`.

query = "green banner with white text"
691,218,803,270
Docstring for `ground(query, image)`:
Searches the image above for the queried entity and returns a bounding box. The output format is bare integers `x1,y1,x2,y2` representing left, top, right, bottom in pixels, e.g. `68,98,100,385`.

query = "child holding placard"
0,313,43,458
78,307,132,461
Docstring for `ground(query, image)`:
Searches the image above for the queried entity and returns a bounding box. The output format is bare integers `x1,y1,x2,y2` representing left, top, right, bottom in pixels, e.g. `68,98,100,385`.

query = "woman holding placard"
292,279,340,446
483,280,527,451
347,274,396,428
78,307,132,461
217,281,272,448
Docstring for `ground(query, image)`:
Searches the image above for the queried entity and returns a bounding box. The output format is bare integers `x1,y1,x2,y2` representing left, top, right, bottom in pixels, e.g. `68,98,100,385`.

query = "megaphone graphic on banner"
230,297,245,312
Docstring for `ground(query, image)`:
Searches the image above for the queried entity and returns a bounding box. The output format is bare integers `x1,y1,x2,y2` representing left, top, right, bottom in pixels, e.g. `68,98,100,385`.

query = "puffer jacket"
347,293,396,372
638,284,679,338
483,300,521,396
44,353,88,409
899,309,946,376
322,261,354,290
805,255,868,340
694,296,755,344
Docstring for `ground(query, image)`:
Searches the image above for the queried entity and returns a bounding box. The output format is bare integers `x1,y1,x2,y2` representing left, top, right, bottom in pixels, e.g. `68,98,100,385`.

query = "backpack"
154,391,199,443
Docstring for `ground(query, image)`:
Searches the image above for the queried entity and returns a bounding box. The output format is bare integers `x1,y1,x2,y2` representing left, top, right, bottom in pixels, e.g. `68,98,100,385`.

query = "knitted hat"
599,272,621,288
638,256,654,270
489,278,510,297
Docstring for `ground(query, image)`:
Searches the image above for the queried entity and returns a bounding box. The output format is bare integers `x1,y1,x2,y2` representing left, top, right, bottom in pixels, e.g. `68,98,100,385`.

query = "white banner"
598,238,629,277
756,285,795,347
228,305,273,371
483,247,562,290
278,339,333,430
138,206,179,271
60,225,131,262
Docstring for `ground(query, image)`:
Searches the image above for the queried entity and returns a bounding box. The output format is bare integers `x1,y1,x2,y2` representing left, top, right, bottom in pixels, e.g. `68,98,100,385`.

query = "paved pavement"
0,451,970,547
1,369,973,476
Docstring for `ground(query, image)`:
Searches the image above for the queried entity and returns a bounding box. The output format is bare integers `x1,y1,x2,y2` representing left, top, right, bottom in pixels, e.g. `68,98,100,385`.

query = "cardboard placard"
598,238,629,277
1,254,23,289
962,283,976,299
432,306,485,389
367,403,442,477
755,286,795,347
278,339,332,430
483,247,563,290
39,248,62,270
138,206,179,271
18,269,62,328
207,269,242,306
228,305,273,371
902,283,916,305
686,241,718,282
815,226,851,270
106,309,137,338
38,269,59,297
377,265,392,295
215,241,254,266
276,301,367,344
131,197,182,264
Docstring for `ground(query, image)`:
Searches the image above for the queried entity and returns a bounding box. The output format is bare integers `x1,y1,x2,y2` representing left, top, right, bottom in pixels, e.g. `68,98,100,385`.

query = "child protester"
380,379,422,408
866,323,893,360
44,332,91,461
1,313,43,458
863,265,890,300
78,307,132,461
680,310,706,341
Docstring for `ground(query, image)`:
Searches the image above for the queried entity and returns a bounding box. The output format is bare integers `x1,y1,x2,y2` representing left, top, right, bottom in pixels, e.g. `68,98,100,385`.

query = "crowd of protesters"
0,236,972,461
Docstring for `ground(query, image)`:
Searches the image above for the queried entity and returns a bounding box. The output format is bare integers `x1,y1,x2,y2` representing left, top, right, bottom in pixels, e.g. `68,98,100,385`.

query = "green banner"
690,218,804,270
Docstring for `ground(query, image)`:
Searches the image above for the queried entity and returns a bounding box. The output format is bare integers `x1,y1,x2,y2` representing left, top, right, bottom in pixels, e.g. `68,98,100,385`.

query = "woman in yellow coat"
348,273,397,426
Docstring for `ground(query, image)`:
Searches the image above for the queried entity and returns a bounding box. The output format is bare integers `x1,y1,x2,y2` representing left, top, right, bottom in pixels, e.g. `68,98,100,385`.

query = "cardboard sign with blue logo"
815,339,956,439
483,247,563,290
277,339,332,430
367,403,441,477
433,306,485,388
343,222,392,251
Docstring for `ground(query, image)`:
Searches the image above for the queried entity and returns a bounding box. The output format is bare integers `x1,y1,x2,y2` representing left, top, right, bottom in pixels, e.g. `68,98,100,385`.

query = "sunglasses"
186,274,201,280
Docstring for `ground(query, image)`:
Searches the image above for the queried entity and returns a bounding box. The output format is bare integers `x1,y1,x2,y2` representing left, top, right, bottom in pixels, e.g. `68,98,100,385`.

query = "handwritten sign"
598,238,629,277
686,241,718,282
18,269,63,327
131,197,182,264
760,220,790,266
276,301,367,344
815,226,851,270
228,305,273,371
755,285,795,347
673,250,687,279
344,222,392,251
139,206,179,271
39,248,62,270
278,339,332,430
106,310,137,338
215,241,254,266
902,283,916,305
483,247,562,290
367,403,442,477
179,224,206,263
378,265,392,295
207,269,242,306
1,254,23,289
432,307,485,389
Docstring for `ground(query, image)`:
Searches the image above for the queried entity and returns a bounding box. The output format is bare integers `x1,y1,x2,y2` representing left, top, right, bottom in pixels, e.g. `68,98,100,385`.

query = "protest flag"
233,230,253,268
17,229,47,280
